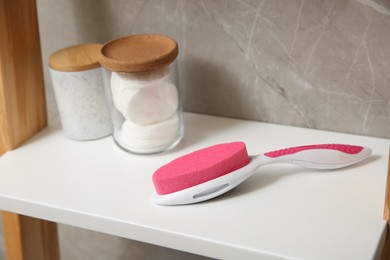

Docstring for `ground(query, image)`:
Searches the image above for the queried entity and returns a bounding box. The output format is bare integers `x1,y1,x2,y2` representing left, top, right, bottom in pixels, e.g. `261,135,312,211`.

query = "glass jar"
99,34,184,154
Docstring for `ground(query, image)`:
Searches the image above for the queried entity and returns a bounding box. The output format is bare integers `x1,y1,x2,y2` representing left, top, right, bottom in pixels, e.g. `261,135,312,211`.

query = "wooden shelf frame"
381,155,390,259
0,0,59,259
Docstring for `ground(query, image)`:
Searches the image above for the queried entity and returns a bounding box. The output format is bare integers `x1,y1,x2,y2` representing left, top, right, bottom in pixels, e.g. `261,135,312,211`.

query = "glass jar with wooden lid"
99,34,184,154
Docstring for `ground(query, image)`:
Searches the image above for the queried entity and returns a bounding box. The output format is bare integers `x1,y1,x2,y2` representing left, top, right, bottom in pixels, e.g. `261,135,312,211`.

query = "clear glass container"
99,34,184,154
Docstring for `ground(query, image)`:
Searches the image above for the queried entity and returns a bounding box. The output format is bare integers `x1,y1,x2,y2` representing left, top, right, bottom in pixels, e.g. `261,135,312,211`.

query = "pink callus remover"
152,142,372,205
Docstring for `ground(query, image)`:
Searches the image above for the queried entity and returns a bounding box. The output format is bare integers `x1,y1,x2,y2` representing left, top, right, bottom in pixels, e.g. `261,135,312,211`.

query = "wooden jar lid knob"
99,34,178,73
49,43,102,72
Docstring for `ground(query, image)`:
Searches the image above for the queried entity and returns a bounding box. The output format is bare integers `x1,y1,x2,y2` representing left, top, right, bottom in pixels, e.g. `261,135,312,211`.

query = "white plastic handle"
257,144,372,169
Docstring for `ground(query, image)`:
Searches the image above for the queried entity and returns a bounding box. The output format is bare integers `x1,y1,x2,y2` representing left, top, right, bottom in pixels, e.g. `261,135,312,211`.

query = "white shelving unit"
0,113,388,260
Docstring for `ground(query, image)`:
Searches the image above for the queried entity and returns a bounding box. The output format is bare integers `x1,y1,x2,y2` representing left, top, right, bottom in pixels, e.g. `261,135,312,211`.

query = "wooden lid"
99,34,178,72
49,43,102,72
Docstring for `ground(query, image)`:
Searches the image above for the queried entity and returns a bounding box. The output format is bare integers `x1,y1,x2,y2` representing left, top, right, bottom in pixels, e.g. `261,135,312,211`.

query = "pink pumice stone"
152,142,250,195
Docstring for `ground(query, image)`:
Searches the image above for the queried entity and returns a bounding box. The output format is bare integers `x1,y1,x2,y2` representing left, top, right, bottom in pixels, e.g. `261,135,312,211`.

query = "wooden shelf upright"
0,0,59,259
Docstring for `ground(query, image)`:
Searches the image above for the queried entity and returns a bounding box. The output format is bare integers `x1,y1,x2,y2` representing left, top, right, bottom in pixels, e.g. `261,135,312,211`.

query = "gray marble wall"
38,0,390,139
1,0,389,259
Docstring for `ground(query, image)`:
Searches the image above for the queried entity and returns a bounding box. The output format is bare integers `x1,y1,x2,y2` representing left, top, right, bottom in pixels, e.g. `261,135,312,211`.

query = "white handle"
256,144,372,169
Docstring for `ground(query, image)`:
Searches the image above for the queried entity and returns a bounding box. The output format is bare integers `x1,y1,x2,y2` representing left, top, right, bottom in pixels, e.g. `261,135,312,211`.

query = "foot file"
152,142,372,205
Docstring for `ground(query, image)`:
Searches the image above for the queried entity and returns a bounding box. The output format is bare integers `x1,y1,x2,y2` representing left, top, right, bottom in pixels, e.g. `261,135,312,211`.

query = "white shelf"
0,113,388,260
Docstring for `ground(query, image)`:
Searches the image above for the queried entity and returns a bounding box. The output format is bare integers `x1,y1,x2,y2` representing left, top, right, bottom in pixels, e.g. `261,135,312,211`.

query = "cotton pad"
110,72,178,125
115,114,180,153
124,81,178,125
110,73,138,114
114,66,170,83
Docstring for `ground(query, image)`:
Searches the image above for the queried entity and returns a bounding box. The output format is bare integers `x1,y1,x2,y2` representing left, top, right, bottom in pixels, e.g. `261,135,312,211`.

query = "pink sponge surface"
153,142,250,195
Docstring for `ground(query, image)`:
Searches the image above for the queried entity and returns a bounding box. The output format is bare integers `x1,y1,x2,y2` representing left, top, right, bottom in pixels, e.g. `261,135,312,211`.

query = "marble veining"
193,0,390,138
37,0,390,139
